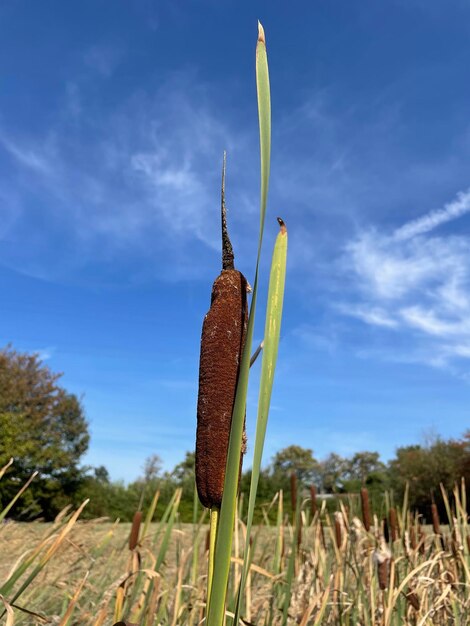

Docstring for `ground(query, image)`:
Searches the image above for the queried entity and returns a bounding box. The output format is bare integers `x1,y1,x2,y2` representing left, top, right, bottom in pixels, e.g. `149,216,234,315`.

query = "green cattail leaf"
234,219,287,623
141,488,160,543
256,21,271,246
206,22,271,626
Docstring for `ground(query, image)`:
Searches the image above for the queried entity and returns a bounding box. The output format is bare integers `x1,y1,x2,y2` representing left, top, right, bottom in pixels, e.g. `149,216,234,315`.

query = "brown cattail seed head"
195,156,249,510
383,516,390,544
374,542,391,590
431,503,441,536
195,269,248,509
360,487,371,531
128,511,142,551
335,512,342,549
406,592,420,611
310,484,317,518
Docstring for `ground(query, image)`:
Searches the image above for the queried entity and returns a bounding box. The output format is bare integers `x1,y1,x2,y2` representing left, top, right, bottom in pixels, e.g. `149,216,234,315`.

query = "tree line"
1,345,469,522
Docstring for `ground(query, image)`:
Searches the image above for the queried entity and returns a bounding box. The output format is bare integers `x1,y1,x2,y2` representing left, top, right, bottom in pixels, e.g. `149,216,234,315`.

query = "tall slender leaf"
206,22,271,626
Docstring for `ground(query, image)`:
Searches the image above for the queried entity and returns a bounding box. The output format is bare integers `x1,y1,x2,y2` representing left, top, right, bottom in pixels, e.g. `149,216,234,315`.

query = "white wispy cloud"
0,134,53,174
393,187,470,241
34,346,56,361
337,304,399,328
0,69,251,282
342,187,470,373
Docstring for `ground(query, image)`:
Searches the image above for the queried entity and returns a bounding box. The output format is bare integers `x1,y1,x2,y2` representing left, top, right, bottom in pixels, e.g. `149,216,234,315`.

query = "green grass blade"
282,497,300,626
155,488,181,572
206,22,271,626
141,487,160,543
0,500,88,611
0,471,38,523
0,458,13,480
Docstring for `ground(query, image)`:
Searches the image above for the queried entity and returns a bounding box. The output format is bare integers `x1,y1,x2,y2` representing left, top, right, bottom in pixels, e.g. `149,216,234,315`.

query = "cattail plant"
194,154,250,613
310,484,317,518
360,487,371,531
128,511,142,551
383,516,390,544
406,591,420,611
334,512,343,549
431,502,441,536
373,541,391,591
389,507,399,543
202,24,288,626
195,153,249,513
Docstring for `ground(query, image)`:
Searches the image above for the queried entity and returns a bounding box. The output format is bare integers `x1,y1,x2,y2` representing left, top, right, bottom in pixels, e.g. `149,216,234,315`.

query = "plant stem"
207,506,220,616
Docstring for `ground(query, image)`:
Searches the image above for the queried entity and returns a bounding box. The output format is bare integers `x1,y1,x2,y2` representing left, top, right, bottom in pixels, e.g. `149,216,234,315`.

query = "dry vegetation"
0,481,469,625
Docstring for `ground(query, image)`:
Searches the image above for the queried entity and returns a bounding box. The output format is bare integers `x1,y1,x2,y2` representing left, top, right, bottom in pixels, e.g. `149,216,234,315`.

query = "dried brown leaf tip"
195,154,249,510
277,217,287,234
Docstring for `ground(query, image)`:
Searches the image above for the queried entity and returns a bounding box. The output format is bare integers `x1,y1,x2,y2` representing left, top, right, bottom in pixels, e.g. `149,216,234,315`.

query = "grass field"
0,483,469,625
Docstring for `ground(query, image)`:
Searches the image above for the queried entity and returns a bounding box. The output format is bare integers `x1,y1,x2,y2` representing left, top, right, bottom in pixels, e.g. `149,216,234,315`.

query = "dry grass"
0,484,469,625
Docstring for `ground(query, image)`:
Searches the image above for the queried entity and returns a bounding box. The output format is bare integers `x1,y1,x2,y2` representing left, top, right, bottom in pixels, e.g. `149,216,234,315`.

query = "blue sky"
1,1,470,481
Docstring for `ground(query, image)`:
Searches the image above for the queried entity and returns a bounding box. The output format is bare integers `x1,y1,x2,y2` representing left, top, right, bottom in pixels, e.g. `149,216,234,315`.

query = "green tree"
172,451,195,485
0,346,89,518
389,435,469,517
319,453,348,493
271,445,320,486
346,451,386,485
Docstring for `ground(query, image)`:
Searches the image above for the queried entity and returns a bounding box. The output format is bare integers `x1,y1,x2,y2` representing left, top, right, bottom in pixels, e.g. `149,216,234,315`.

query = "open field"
0,485,469,625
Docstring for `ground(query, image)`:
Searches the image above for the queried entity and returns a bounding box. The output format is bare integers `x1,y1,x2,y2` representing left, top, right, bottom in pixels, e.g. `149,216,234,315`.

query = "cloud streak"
340,187,470,374
393,188,470,241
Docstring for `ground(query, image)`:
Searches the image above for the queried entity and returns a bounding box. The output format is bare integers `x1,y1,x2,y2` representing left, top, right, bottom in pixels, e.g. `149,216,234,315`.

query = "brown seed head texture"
195,154,249,510
360,487,371,531
373,542,391,591
195,269,248,509
335,512,342,549
431,503,441,536
389,507,399,542
128,511,142,551
310,484,317,517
